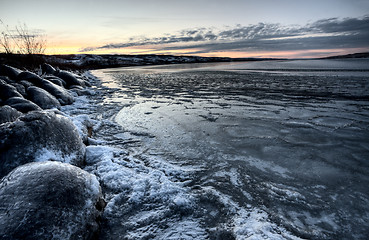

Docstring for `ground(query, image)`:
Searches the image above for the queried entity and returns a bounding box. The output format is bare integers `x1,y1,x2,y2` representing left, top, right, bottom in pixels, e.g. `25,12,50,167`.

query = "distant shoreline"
0,52,368,71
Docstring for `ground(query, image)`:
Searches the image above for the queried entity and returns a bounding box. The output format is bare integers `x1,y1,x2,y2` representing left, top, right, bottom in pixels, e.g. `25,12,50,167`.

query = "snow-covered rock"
39,78,74,105
0,64,21,80
16,71,44,86
0,110,85,178
41,63,56,75
4,96,42,113
27,86,61,110
55,70,84,88
0,79,23,101
0,161,103,240
0,105,21,124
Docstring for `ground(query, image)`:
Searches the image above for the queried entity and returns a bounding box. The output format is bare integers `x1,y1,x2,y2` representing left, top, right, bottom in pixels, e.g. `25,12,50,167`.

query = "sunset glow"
1,0,369,58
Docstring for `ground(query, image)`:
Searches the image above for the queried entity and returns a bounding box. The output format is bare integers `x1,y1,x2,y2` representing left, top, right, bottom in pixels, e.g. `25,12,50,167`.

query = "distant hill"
2,51,367,71
322,52,369,59
0,53,274,71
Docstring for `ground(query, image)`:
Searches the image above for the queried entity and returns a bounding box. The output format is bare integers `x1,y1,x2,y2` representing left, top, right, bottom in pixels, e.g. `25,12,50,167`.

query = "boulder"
0,64,21,80
39,79,74,105
15,72,75,105
0,110,85,177
0,75,14,84
0,161,103,240
27,86,61,110
44,75,66,87
0,105,22,124
40,63,56,75
55,70,84,88
84,80,92,87
69,85,92,96
0,80,23,101
10,82,27,97
4,97,42,113
16,71,44,86
19,80,34,89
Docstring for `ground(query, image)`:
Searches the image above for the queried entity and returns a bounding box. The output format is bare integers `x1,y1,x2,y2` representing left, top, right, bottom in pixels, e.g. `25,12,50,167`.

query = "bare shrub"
0,20,46,55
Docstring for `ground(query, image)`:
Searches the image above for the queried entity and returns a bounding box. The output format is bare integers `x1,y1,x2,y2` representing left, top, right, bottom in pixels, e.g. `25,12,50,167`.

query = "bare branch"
0,20,46,55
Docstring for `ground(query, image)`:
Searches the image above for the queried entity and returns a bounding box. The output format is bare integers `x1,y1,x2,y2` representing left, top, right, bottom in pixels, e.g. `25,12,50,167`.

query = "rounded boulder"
0,105,22,124
0,161,103,240
16,71,44,86
4,96,42,113
55,70,84,88
41,63,56,75
0,64,21,80
39,79,74,105
0,80,23,101
10,82,27,97
0,110,85,177
27,86,61,110
44,75,67,87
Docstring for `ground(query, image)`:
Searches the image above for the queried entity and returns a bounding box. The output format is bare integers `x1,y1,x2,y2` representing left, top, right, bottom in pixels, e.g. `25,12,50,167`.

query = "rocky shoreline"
0,63,105,239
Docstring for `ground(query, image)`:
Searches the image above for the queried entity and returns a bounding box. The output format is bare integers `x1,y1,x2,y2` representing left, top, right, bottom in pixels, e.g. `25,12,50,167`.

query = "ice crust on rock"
0,109,85,177
27,85,61,109
0,105,21,124
0,161,102,240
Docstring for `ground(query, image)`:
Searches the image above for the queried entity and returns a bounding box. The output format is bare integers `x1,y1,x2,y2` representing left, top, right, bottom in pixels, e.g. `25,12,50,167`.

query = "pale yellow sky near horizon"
1,0,369,58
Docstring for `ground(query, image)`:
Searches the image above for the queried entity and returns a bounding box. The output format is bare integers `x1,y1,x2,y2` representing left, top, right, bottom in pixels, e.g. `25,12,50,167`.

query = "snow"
34,148,78,164
58,59,369,239
234,209,302,240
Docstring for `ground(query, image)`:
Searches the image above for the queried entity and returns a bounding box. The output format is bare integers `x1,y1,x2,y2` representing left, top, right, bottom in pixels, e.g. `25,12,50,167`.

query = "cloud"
308,16,369,34
80,15,369,54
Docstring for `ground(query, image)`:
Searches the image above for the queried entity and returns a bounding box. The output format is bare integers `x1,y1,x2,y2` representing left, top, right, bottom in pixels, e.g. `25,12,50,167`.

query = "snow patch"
234,209,302,240
34,148,77,164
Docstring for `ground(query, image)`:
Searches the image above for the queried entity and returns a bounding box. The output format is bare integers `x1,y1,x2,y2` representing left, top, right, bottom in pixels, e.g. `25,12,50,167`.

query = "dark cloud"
80,15,369,54
309,16,369,34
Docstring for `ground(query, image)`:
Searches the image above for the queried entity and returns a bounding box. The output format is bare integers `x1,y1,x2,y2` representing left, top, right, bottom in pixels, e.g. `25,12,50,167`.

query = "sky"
1,0,369,58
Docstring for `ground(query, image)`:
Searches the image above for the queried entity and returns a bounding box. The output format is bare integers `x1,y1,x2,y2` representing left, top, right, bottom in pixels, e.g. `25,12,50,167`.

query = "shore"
0,63,107,239
1,61,201,239
0,53,281,72
88,61,369,239
2,57,369,239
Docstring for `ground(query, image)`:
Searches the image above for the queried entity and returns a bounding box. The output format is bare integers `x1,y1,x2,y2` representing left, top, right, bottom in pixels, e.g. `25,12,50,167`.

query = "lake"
89,59,369,239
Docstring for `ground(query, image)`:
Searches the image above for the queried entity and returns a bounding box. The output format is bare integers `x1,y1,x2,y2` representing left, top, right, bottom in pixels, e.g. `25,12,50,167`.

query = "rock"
70,85,85,90
27,86,61,110
0,110,85,177
84,80,92,87
0,105,22,124
55,70,84,88
10,82,27,97
0,80,23,101
44,75,66,87
16,71,44,86
4,97,42,113
69,85,92,96
41,63,56,75
0,75,14,84
39,79,74,105
0,64,21,80
15,72,75,105
0,161,102,240
19,80,34,89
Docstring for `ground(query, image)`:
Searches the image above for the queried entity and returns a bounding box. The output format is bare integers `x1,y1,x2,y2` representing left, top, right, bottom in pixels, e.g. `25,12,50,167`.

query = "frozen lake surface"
87,59,369,239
